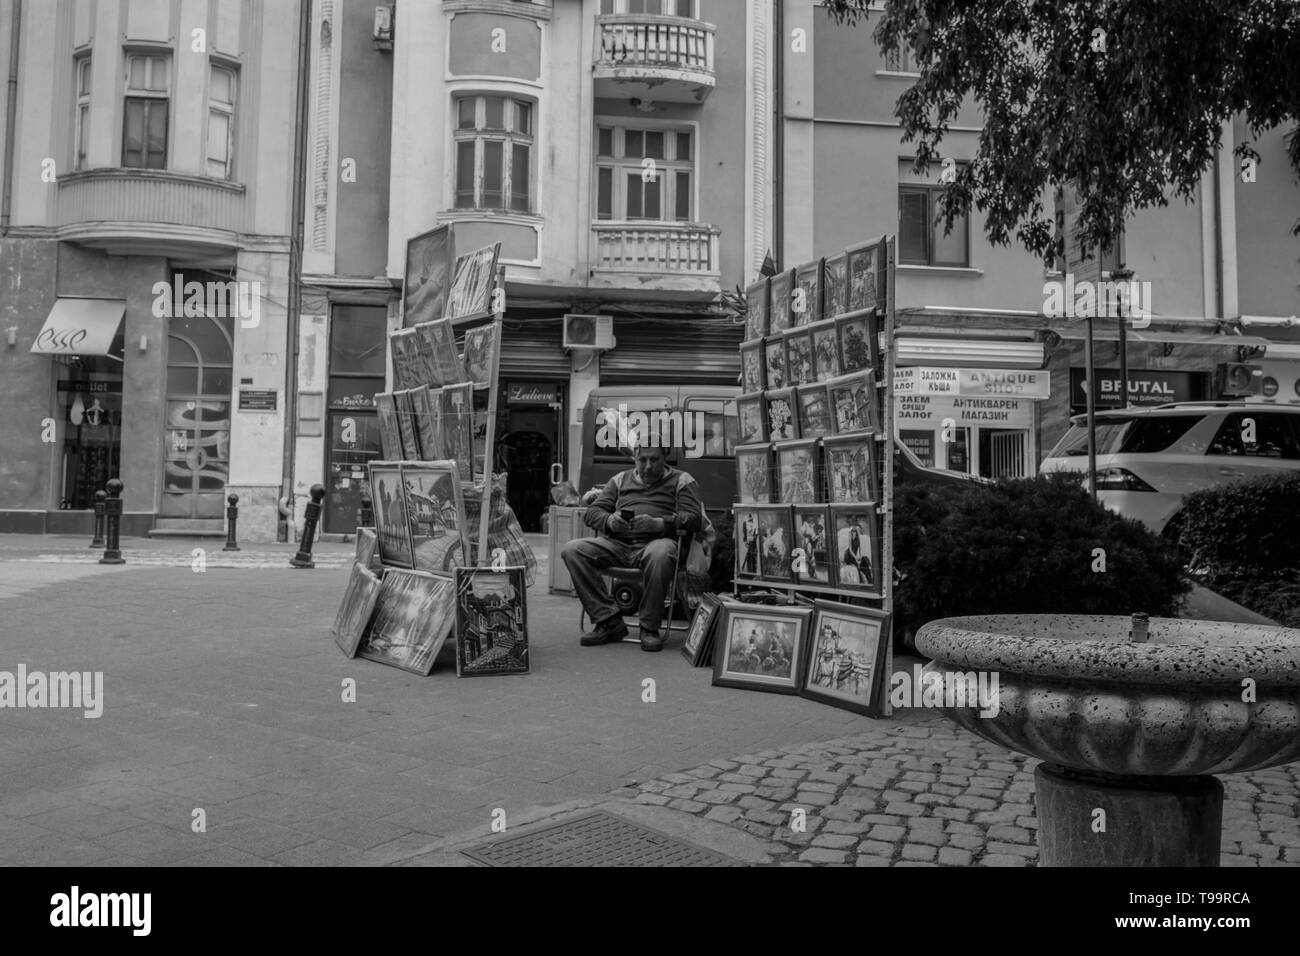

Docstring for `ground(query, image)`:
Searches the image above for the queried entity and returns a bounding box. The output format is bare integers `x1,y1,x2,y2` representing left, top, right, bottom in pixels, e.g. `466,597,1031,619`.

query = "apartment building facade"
780,1,1300,480
0,0,301,539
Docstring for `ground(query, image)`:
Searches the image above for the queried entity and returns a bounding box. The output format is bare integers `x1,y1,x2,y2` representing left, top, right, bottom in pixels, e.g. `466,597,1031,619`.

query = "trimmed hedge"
1178,471,1300,626
893,473,1190,644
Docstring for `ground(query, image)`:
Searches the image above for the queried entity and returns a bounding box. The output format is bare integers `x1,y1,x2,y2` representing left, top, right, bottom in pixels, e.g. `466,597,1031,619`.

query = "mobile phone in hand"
619,509,635,523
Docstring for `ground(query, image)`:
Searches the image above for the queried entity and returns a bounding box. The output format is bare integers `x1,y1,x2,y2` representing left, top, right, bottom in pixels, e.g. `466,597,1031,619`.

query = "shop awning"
30,298,126,361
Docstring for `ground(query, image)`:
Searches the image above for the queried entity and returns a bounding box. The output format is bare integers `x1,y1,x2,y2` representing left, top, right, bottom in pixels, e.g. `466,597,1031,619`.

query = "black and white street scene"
2,0,1299,900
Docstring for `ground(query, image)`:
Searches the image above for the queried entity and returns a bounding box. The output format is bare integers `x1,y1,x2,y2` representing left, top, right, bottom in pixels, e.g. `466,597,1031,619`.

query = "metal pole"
290,485,325,568
1085,313,1098,501
89,490,107,548
99,478,125,565
223,493,241,551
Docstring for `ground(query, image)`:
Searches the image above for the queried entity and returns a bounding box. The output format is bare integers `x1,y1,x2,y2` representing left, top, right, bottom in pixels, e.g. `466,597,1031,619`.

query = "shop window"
162,312,234,519
453,95,534,213
58,361,123,510
601,0,696,14
884,45,918,74
123,53,170,169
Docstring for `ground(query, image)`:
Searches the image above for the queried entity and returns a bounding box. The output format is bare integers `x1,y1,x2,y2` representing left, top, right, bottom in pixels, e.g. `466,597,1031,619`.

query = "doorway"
501,401,562,532
162,313,234,518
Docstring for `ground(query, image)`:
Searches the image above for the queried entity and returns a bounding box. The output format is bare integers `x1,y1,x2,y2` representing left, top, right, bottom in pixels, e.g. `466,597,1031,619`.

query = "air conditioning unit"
373,5,394,51
563,314,614,350
1215,362,1263,397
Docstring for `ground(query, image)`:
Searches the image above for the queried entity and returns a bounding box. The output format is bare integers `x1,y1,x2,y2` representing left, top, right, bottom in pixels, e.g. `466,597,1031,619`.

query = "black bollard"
223,493,241,552
99,478,125,565
89,490,107,548
290,485,326,569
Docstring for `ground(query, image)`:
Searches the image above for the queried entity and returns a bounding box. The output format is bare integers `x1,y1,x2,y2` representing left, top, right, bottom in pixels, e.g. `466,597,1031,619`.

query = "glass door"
162,314,234,518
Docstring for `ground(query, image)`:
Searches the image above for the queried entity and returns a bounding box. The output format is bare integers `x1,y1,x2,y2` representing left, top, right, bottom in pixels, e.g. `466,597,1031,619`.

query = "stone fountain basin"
913,614,1300,777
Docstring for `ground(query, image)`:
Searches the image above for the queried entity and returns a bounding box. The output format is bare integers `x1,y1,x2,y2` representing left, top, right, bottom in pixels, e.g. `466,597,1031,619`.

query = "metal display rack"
732,236,897,716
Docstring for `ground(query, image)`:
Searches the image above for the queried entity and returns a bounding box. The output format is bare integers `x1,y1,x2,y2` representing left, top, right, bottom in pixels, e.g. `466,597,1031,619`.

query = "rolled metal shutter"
499,316,569,379
600,317,743,385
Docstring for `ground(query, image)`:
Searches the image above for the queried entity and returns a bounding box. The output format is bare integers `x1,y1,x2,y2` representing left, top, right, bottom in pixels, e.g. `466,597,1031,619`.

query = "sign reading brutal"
1069,368,1202,409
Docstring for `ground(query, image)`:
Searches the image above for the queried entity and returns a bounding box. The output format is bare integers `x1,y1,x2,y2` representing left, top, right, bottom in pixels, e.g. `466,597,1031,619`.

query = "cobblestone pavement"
609,723,1300,867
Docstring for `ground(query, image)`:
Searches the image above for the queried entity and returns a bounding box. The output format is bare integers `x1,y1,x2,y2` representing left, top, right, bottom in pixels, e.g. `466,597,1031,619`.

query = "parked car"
1040,402,1300,536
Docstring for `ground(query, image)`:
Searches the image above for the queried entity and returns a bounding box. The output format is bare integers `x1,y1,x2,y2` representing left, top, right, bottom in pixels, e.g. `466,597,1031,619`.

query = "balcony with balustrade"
592,14,716,104
589,221,721,296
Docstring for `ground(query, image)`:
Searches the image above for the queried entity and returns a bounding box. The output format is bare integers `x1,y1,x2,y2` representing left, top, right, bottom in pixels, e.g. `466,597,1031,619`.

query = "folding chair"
577,530,698,644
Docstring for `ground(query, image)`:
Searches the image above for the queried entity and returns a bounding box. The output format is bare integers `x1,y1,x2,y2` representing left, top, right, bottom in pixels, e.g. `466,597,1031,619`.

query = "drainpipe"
1212,141,1223,319
278,0,312,541
1,0,21,236
772,0,783,269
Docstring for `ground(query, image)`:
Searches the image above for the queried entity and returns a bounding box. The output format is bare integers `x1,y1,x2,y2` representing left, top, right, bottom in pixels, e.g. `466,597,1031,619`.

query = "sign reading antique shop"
1069,368,1202,409
238,388,279,412
507,382,559,405
895,367,1051,399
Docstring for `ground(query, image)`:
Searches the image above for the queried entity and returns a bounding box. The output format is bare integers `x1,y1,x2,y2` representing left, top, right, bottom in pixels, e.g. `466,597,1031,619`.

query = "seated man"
562,443,702,652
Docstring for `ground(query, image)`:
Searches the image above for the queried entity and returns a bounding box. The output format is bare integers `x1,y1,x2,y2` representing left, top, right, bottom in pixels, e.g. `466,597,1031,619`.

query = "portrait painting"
829,505,881,596
800,602,890,716
791,505,832,585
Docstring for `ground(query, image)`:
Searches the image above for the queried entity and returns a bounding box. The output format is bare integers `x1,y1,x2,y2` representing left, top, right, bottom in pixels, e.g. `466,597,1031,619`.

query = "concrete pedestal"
1035,763,1223,867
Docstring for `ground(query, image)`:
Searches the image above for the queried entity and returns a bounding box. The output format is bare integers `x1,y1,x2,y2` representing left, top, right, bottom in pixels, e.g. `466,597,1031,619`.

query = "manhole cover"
461,811,739,867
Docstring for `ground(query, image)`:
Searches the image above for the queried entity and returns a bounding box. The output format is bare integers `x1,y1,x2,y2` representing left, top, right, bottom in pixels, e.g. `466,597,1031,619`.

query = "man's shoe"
581,616,629,646
639,628,665,652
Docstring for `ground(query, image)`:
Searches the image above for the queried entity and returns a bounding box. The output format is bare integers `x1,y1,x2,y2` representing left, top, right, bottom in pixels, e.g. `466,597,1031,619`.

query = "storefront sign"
1069,368,1201,409
238,388,279,412
899,430,935,466
507,383,559,404
331,393,377,409
895,367,1051,399
57,381,122,394
895,394,1035,429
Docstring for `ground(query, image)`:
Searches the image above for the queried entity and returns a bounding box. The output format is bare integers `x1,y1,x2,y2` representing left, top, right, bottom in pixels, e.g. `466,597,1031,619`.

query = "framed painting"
836,312,877,375
763,338,787,390
681,592,722,667
375,393,403,461
440,383,474,481
828,504,882,597
793,259,823,327
461,323,496,388
796,383,833,440
801,601,890,717
791,505,832,586
827,371,879,434
768,269,794,334
735,443,773,504
389,329,423,391
823,433,879,503
844,238,885,316
454,567,529,676
739,340,766,394
744,278,770,341
783,329,814,387
471,388,491,478
736,392,767,446
822,252,848,321
394,388,422,460
711,601,813,695
733,506,762,579
369,461,414,567
755,504,794,582
413,319,465,387
403,223,454,329
410,385,443,460
766,388,800,442
402,461,468,574
774,439,819,504
809,319,841,382
354,527,379,568
359,568,457,675
332,562,382,658
445,242,501,322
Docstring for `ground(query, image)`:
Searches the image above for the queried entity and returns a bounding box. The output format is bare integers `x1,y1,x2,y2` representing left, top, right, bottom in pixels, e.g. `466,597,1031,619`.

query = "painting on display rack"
735,443,772,504
739,341,766,393
823,433,878,504
797,384,833,440
755,504,793,582
369,461,414,568
836,313,877,376
403,223,454,329
775,439,819,504
829,504,882,597
844,238,886,316
768,269,794,335
745,278,770,341
413,319,464,387
444,242,502,322
454,567,530,676
827,371,879,435
375,393,403,461
809,320,841,382
440,383,475,481
402,461,468,574
783,330,814,387
736,392,767,446
711,601,812,695
461,324,496,388
822,252,848,321
800,601,890,717
766,388,799,442
793,259,823,327
733,505,761,579
359,568,457,675
681,592,722,667
791,505,832,586
764,338,787,390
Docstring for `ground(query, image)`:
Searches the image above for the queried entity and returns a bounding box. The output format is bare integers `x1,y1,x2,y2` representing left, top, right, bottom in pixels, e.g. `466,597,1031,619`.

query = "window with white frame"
453,95,534,213
595,125,694,221
599,0,697,16
206,63,237,180
122,52,170,169
884,45,918,74
74,56,92,171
